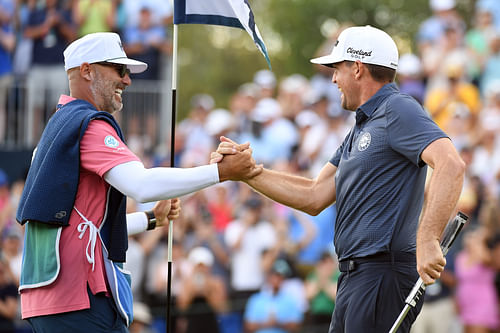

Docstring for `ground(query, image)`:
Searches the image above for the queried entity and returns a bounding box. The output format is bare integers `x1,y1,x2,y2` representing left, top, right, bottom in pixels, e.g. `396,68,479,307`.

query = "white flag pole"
166,22,178,333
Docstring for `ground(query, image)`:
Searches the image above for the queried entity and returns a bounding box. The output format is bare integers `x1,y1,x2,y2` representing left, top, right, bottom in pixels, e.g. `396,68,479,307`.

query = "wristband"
145,210,157,230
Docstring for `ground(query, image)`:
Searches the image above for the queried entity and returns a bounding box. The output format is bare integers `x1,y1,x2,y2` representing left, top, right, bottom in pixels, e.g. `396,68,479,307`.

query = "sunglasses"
93,62,131,78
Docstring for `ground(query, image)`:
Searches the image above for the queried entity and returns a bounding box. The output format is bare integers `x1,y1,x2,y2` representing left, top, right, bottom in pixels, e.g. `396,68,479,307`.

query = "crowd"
0,0,500,332
0,0,172,145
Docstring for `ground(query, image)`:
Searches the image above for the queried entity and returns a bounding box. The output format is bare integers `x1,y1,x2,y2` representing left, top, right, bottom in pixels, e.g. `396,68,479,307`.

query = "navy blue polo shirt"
330,83,447,261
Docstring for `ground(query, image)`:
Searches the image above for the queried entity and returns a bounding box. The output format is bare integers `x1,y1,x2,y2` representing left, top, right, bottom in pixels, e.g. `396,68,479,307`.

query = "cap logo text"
347,47,372,59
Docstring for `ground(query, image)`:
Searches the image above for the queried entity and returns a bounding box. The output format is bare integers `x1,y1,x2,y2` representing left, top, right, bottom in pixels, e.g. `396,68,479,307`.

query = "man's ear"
80,63,93,81
353,60,364,80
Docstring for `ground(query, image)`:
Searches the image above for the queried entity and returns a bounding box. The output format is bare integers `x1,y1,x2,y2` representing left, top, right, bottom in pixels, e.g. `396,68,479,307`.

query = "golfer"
213,25,465,332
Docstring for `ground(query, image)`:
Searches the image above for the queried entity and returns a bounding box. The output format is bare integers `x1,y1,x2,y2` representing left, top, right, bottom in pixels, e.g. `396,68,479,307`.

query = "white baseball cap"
310,26,399,70
188,247,214,267
63,32,147,73
430,0,455,11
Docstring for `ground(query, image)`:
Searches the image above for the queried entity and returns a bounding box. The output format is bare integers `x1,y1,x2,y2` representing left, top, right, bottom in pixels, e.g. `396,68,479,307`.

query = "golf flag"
174,0,271,68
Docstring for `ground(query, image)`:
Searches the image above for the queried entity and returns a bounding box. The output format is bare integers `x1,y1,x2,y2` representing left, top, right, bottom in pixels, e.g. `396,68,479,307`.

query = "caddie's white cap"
63,32,147,73
310,26,398,70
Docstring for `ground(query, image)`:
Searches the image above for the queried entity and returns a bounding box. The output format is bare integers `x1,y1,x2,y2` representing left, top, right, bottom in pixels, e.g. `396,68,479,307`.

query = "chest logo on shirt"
104,135,120,148
358,132,371,151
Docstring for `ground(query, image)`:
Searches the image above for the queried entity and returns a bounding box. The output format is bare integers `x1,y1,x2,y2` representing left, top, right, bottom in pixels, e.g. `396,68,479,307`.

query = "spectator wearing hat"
244,259,303,333
424,59,481,130
130,302,154,333
417,0,465,63
177,247,227,333
397,54,425,105
16,31,260,332
254,69,277,99
213,25,465,332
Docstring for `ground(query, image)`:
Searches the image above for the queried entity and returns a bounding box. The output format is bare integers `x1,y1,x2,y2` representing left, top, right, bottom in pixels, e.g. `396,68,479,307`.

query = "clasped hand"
211,136,263,182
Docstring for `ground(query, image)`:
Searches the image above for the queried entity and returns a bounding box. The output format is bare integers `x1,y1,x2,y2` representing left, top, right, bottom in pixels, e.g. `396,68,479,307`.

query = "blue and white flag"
174,0,271,68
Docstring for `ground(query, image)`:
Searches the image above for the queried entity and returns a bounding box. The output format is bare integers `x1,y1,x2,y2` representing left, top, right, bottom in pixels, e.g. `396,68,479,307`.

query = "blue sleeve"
386,94,448,167
329,131,350,166
123,27,140,44
243,294,260,322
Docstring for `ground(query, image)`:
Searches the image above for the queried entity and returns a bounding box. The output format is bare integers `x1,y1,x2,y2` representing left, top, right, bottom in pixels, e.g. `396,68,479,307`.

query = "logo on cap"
104,135,120,148
118,41,124,52
347,47,373,60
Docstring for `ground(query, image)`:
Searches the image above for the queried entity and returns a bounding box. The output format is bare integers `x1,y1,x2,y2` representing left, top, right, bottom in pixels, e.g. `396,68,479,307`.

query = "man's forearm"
246,168,319,215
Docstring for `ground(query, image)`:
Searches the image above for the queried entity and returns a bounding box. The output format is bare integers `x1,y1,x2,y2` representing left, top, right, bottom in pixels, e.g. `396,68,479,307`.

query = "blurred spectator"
0,169,11,231
204,108,236,148
183,205,231,287
239,97,298,166
130,302,154,333
479,83,500,133
424,59,481,130
304,252,339,333
397,53,425,104
480,32,500,97
0,0,15,143
143,233,190,333
0,256,17,333
470,130,500,198
465,5,497,84
1,228,22,284
24,0,76,141
205,183,234,233
253,69,276,99
417,0,465,78
122,0,172,29
122,5,171,81
224,196,277,319
11,0,35,78
229,82,259,135
72,0,116,37
455,228,500,332
243,259,303,333
476,0,500,30
177,247,227,333
177,94,214,167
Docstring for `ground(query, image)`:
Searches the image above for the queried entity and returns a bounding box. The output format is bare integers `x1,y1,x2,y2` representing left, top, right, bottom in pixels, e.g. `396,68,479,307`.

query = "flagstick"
166,23,178,333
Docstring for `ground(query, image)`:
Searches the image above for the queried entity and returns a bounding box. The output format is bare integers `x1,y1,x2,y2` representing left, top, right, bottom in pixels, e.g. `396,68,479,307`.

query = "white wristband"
127,212,148,235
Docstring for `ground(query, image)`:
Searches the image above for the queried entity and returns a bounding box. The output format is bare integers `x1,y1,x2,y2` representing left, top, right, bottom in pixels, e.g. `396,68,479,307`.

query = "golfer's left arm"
418,137,465,284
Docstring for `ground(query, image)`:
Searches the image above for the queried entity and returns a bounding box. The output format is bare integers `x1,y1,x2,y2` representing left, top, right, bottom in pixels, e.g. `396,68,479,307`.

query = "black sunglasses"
93,62,131,78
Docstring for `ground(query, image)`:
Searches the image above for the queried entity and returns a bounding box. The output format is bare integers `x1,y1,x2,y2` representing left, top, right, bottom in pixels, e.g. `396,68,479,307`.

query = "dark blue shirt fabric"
27,7,73,65
330,83,447,261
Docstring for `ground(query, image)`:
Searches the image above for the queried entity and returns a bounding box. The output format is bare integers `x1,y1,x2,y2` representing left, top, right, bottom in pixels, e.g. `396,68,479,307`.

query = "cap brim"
310,54,342,68
106,58,148,74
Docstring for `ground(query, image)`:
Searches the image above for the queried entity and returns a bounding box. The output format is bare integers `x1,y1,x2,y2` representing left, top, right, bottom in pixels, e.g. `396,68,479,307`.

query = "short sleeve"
80,120,140,177
386,95,448,167
329,132,350,166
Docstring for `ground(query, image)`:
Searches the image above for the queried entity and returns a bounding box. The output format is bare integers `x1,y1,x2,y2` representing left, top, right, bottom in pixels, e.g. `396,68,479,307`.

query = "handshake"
210,136,263,182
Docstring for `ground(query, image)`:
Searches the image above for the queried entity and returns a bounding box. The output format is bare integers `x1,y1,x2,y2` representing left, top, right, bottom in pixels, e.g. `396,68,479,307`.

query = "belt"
338,251,415,272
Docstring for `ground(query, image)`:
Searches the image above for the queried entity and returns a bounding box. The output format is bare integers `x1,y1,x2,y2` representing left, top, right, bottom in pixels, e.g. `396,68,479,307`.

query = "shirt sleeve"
386,94,448,167
329,131,350,166
80,120,140,177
